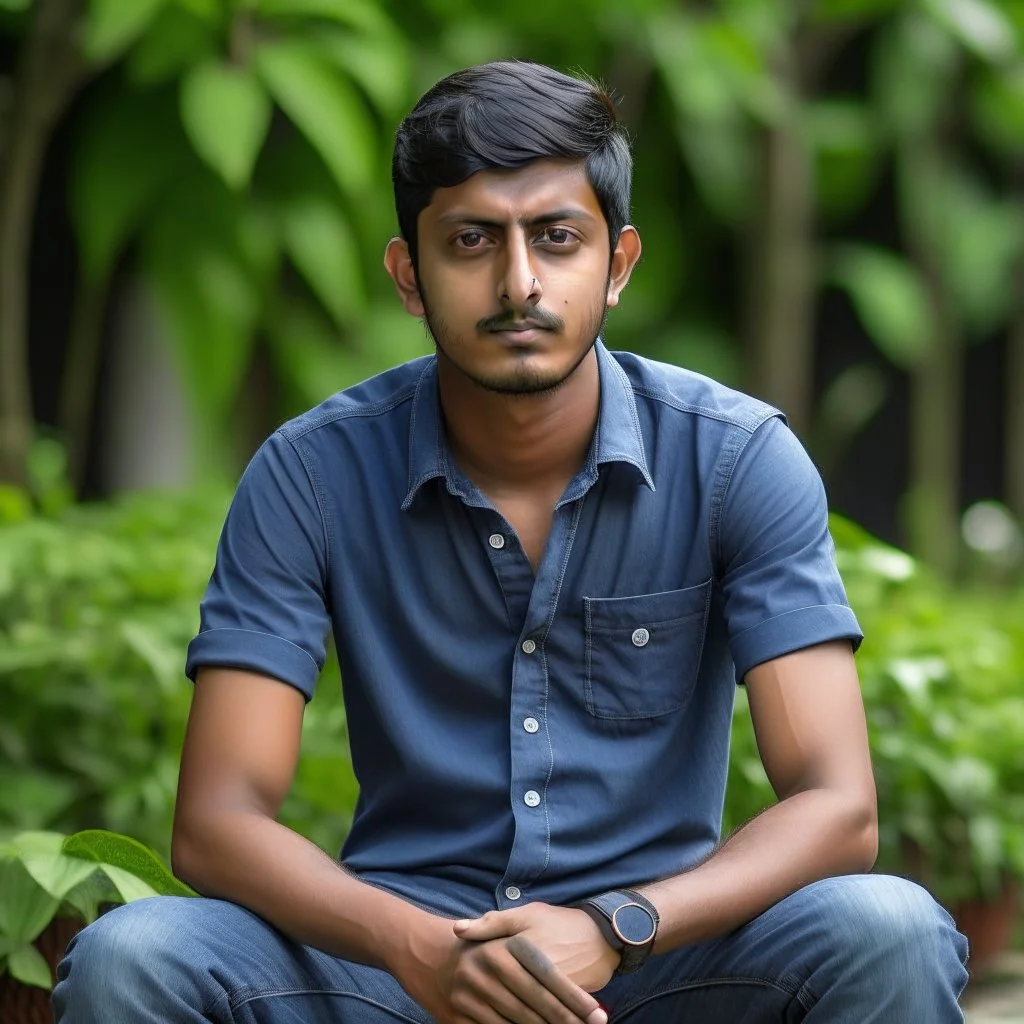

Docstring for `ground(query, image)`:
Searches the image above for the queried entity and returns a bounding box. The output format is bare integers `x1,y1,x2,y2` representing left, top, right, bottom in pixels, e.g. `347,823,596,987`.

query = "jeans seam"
229,987,424,1023
610,974,807,1022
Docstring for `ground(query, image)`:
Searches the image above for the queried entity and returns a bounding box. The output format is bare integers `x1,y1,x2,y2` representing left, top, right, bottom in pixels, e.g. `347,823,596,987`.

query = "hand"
454,903,621,994
389,910,609,1024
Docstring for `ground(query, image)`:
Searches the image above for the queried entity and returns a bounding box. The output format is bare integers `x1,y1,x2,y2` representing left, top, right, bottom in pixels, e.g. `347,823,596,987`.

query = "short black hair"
392,60,632,267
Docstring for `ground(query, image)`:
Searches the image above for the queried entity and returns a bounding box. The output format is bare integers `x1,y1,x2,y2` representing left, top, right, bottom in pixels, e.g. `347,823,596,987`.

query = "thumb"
453,909,520,941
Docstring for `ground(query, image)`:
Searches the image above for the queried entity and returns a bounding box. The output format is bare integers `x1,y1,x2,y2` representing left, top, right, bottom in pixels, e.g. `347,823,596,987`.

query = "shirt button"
524,790,541,807
631,627,651,647
523,717,539,733
521,639,537,655
505,885,522,900
488,533,505,550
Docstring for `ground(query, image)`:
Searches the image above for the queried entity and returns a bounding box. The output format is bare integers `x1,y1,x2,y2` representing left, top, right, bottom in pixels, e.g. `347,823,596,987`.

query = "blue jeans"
52,874,968,1022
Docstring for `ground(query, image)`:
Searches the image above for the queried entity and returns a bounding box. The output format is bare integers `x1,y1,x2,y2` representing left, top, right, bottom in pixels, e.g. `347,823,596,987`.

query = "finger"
456,909,520,941
506,936,607,1024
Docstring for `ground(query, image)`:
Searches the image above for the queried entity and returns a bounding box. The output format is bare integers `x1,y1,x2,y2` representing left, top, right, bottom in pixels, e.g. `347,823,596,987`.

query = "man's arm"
456,639,876,978
173,667,607,1024
636,638,878,951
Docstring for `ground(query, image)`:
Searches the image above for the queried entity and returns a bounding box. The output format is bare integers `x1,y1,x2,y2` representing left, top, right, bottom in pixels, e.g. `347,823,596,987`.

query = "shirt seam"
280,386,419,443
282,432,332,576
630,382,782,433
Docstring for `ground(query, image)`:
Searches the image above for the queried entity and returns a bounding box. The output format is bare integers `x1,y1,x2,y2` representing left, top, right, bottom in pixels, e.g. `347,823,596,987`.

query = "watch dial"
614,904,655,945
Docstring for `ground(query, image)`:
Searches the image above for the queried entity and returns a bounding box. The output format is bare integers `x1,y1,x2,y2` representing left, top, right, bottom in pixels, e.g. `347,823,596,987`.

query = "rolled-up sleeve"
185,431,330,700
717,416,862,681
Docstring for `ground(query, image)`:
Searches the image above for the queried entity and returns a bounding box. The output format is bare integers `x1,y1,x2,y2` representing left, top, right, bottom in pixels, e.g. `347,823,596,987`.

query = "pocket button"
631,627,650,648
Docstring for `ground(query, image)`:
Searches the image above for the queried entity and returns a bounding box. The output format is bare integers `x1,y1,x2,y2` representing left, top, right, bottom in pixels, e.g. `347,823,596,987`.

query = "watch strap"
575,889,659,975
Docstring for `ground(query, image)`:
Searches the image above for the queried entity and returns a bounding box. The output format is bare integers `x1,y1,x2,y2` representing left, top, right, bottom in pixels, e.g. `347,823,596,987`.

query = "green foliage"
0,829,193,989
725,516,1024,905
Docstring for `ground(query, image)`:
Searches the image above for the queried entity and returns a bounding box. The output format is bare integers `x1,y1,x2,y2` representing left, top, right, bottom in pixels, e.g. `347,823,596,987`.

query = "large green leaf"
828,245,933,369
127,5,220,85
255,38,376,197
10,832,98,901
69,86,186,284
922,0,1017,61
313,28,410,118
82,0,170,63
7,942,51,989
281,194,364,326
0,858,59,945
63,830,194,898
255,0,393,35
180,62,272,190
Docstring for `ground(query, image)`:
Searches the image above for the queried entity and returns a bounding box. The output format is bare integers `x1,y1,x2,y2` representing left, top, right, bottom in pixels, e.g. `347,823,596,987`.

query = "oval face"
613,903,655,945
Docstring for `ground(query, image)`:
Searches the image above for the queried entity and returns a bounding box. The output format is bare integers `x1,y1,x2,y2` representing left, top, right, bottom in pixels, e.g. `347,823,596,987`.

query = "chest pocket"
583,579,712,719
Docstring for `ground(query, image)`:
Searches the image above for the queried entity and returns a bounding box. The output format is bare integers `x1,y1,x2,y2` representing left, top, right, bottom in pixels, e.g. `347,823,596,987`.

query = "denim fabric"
52,874,968,1022
183,342,862,917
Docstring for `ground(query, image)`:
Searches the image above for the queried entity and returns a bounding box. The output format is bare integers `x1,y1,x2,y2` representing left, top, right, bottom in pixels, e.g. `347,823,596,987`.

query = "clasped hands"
399,901,619,1024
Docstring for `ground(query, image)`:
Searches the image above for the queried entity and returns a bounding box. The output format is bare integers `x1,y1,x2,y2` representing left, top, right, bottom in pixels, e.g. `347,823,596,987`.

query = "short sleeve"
185,431,330,700
717,416,862,681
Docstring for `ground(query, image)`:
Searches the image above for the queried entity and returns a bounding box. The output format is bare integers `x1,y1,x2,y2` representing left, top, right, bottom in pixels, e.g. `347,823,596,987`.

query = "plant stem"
743,37,815,436
0,0,87,486
1008,252,1024,521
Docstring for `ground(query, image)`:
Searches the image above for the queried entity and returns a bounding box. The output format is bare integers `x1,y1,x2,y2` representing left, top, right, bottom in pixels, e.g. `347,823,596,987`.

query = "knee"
815,875,968,972
52,897,195,1017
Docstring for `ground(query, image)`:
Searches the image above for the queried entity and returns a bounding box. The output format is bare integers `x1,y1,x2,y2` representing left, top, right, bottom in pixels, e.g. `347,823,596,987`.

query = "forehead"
421,158,603,226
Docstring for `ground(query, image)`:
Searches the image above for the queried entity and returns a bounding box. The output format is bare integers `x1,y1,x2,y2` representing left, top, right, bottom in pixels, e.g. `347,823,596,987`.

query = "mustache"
477,305,565,333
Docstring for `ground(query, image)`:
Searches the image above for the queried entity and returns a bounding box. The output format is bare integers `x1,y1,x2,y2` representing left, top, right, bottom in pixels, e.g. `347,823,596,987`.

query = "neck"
438,347,600,491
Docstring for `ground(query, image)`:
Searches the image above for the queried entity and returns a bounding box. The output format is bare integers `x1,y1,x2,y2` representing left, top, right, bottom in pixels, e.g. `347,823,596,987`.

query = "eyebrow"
435,207,597,228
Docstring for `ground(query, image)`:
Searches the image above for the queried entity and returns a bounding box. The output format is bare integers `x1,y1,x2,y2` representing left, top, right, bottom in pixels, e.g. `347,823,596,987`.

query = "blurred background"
0,0,1022,993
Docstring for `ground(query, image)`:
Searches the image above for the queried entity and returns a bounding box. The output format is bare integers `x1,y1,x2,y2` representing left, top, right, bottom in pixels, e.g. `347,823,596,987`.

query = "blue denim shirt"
186,342,862,918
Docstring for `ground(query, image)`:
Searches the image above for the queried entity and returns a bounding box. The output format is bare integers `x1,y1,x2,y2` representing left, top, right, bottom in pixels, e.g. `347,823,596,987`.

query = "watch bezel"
610,902,657,947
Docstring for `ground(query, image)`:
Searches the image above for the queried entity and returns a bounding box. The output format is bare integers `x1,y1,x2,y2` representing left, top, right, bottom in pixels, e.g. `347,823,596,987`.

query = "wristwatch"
574,889,660,974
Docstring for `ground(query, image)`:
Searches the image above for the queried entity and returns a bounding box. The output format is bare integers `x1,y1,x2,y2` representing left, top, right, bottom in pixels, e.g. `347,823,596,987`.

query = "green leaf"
254,0,393,35
10,832,98,901
62,830,194,898
972,65,1024,155
281,195,364,326
82,0,170,63
828,245,933,369
0,0,33,11
99,865,161,903
7,942,52,989
63,871,117,925
127,5,220,85
313,28,410,117
69,85,186,284
922,0,1017,61
0,858,59,944
255,38,376,197
180,62,272,190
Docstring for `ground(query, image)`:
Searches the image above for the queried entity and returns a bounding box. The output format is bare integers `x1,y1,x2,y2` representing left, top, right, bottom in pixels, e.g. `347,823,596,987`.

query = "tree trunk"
1008,254,1024,521
0,0,86,486
743,41,815,436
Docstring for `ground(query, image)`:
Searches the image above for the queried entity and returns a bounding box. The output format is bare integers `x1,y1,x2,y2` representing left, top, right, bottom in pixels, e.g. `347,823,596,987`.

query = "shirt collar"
402,340,654,510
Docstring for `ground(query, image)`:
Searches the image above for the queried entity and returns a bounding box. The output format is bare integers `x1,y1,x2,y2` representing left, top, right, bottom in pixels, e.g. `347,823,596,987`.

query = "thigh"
595,874,967,1024
54,895,434,1024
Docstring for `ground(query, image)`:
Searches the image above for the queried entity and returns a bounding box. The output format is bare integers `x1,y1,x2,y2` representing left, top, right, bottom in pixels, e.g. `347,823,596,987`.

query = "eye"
455,230,486,249
537,227,576,246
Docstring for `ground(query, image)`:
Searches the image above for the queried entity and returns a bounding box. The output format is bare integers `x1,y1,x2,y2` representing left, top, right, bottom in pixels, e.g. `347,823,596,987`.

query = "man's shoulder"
610,349,782,435
275,355,433,444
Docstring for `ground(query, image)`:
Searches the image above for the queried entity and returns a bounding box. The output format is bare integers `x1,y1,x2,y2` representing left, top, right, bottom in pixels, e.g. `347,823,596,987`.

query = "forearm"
638,787,877,952
171,809,434,971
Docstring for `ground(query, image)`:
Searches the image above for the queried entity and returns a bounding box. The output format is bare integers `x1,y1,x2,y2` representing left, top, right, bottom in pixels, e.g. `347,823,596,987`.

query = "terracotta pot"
0,917,81,1024
954,880,1021,977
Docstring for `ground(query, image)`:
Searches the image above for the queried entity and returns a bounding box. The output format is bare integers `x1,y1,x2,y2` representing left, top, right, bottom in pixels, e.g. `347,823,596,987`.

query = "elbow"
848,793,879,873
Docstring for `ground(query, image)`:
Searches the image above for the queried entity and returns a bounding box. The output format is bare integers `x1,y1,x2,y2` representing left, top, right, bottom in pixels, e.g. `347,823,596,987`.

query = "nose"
498,232,542,309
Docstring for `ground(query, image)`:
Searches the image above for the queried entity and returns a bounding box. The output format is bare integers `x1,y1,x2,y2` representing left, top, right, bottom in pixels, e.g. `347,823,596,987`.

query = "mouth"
489,326,550,345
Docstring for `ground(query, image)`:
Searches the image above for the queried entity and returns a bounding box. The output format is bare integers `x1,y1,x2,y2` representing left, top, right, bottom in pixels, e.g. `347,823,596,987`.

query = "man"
54,60,968,1023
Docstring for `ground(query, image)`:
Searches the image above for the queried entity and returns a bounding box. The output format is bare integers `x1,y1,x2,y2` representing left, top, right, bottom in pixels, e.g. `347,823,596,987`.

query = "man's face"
389,159,635,396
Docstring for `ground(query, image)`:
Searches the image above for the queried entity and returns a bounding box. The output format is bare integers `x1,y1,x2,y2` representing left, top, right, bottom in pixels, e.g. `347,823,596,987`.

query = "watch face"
611,903,655,946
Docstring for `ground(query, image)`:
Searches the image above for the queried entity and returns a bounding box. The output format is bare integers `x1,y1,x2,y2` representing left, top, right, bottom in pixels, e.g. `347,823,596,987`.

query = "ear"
605,226,642,309
384,237,425,317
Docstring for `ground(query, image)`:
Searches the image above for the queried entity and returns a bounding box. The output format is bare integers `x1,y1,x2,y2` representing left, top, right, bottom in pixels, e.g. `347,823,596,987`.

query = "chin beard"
422,307,608,398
